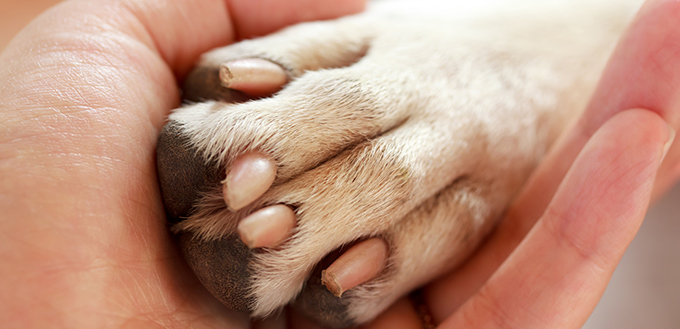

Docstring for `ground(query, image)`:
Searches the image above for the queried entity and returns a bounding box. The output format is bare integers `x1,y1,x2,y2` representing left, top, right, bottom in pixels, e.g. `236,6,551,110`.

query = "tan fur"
170,0,642,323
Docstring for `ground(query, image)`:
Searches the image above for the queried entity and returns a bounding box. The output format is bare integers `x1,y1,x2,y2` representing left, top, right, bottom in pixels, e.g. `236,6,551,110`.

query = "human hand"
347,1,680,328
3,0,677,328
0,0,365,328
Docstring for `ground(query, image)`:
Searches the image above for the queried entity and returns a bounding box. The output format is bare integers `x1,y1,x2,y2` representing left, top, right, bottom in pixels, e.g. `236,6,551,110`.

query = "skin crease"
0,2,677,329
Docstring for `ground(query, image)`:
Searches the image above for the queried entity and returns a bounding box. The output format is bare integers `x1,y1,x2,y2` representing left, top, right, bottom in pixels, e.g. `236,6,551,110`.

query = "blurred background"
1,1,679,328
0,0,61,50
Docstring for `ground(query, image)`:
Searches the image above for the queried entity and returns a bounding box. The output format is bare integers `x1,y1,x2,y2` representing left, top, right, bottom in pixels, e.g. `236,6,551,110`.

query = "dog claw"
220,59,288,97
223,152,277,211
321,238,388,297
238,205,296,249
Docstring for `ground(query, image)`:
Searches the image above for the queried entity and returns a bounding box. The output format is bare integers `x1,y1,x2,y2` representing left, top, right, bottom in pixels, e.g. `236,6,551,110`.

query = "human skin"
0,1,677,329
0,0,365,327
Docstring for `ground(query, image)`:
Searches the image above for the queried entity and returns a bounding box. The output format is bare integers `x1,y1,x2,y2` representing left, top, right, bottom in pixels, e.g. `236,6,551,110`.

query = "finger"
424,120,590,323
121,0,367,76
227,0,367,39
579,0,680,195
514,0,680,245
583,0,680,129
440,110,673,329
425,0,680,319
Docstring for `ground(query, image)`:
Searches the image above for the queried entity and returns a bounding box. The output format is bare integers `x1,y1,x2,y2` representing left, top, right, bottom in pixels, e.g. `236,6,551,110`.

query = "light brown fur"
166,0,642,325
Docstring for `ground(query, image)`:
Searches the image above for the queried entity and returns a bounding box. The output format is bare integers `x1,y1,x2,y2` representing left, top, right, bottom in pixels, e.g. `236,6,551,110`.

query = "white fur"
170,0,643,324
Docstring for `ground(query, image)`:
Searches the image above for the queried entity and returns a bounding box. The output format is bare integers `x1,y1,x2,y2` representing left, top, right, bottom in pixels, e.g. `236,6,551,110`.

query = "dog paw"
156,1,634,327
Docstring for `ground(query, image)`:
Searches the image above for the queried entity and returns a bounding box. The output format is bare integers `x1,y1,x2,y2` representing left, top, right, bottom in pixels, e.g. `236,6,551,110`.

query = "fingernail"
661,124,675,162
223,152,277,211
238,205,296,249
321,238,388,297
220,59,287,96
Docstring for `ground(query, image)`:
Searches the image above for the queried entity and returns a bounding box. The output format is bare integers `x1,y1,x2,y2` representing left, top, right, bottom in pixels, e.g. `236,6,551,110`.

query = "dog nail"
223,152,277,211
321,238,388,297
238,205,296,249
220,59,287,96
